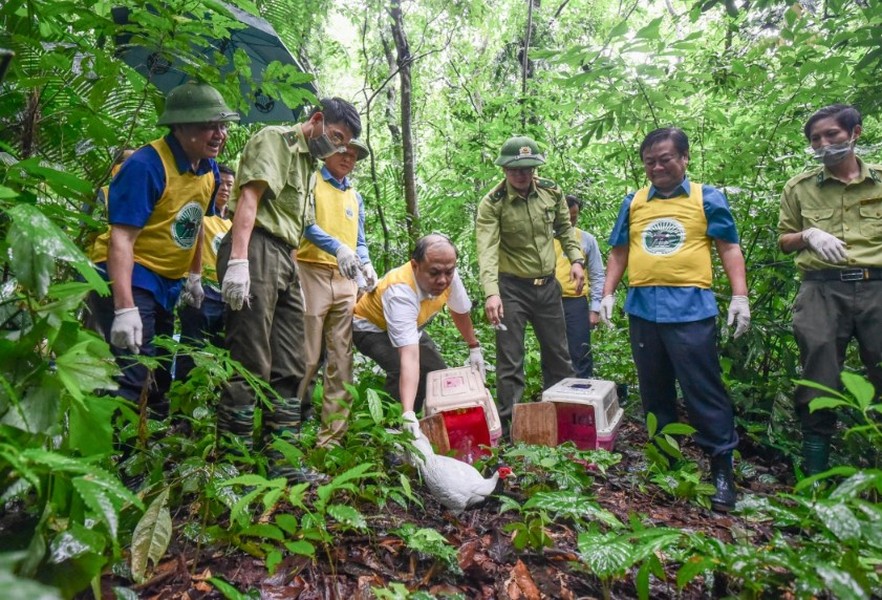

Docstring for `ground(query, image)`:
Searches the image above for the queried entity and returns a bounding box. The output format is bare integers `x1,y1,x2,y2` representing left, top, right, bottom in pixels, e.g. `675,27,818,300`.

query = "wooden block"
511,402,558,446
419,413,450,455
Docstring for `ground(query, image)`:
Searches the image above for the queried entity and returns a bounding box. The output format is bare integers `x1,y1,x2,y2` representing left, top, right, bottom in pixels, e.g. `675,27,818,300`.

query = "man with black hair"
555,194,606,378
600,127,751,512
90,81,238,416
778,104,882,475
216,97,361,460
352,234,484,425
175,163,235,381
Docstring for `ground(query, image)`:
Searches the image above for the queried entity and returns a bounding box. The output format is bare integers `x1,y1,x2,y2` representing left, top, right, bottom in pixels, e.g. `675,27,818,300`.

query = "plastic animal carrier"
541,378,623,450
424,366,502,462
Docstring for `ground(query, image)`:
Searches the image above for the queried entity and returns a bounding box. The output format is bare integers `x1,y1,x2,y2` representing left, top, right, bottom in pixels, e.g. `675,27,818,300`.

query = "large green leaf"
5,204,108,298
130,489,172,584
54,341,119,401
0,568,61,600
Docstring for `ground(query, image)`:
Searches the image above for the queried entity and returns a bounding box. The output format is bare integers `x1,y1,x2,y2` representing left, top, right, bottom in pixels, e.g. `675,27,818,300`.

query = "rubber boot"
709,452,737,512
802,433,831,476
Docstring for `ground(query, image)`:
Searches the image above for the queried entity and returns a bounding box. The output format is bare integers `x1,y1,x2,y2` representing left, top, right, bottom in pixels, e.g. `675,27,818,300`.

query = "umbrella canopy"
112,2,317,124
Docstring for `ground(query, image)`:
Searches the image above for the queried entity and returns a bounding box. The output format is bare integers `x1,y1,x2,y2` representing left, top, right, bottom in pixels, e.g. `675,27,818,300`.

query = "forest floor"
104,415,796,600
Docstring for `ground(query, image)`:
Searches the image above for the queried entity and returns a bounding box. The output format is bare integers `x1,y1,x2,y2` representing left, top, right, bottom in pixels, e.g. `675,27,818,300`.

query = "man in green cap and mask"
90,81,239,417
476,136,585,433
216,98,361,469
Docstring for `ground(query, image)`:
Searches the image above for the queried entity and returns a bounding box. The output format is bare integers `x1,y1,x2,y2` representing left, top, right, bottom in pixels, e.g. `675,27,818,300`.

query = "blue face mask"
813,137,855,166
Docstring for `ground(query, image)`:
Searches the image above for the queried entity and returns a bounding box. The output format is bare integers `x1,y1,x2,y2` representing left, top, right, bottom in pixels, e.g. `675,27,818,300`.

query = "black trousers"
628,315,738,457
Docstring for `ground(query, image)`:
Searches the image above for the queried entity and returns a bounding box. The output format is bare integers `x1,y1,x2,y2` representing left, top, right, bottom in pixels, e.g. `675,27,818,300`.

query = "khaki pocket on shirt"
859,198,882,239
544,209,555,237
800,207,835,229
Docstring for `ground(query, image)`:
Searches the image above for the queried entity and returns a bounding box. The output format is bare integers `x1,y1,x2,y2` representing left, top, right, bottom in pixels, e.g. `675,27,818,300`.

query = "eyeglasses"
197,122,229,133
642,154,680,168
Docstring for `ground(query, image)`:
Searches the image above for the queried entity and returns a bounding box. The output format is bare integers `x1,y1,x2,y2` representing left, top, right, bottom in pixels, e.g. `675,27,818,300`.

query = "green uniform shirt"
476,177,582,298
778,158,882,270
228,124,317,248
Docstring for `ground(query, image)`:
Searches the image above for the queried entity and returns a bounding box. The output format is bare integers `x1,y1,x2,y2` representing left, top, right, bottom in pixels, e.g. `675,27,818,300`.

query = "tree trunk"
388,0,419,247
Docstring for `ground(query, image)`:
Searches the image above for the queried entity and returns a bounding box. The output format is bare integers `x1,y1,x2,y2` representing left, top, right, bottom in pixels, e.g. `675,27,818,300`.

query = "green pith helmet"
494,136,545,168
349,138,370,161
157,81,240,126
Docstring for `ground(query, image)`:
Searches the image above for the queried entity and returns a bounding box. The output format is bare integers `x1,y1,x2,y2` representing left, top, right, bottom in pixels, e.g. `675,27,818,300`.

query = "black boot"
709,452,736,512
802,433,831,476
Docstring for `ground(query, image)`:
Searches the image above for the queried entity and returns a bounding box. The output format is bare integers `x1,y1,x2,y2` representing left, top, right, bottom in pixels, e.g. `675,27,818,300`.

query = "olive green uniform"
778,158,882,434
216,124,317,447
476,177,583,426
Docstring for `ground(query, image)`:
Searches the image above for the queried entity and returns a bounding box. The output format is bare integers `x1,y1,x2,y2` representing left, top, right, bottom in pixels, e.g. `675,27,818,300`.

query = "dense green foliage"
2,0,882,597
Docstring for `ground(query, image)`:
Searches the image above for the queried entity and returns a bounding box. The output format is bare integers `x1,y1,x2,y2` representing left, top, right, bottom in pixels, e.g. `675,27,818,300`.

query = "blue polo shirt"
303,166,371,264
95,134,219,311
608,178,739,323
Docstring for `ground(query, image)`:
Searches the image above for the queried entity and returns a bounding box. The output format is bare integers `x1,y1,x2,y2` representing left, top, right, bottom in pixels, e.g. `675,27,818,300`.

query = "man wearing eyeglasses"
599,127,750,512
352,234,484,425
216,97,361,469
89,81,238,418
476,136,585,435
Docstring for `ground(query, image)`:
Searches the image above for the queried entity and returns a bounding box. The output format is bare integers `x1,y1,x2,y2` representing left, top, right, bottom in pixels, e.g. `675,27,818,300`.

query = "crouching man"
352,234,485,422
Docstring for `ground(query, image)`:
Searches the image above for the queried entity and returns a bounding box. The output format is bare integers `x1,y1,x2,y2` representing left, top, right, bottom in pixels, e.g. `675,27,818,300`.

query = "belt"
501,273,555,286
802,268,882,282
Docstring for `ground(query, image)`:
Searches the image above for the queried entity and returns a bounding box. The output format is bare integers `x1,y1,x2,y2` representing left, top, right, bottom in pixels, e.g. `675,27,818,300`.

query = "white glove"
336,245,360,280
802,227,847,264
110,307,142,354
599,295,616,328
402,410,420,436
468,346,486,382
221,259,251,311
180,272,204,309
361,262,378,291
727,295,751,339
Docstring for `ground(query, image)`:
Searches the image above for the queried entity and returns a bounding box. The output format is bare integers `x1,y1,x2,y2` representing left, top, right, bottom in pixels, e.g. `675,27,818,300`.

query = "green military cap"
157,81,240,126
348,138,370,161
494,136,546,168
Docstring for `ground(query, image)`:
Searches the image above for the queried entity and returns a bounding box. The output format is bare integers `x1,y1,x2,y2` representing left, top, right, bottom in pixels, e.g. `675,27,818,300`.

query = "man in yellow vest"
600,127,751,512
175,163,236,381
216,98,360,465
297,138,375,445
352,234,484,425
89,82,239,416
476,136,584,432
554,194,606,378
778,104,882,475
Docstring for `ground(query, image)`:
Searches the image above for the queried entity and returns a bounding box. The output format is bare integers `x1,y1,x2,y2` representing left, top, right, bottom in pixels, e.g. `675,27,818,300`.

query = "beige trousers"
297,261,358,445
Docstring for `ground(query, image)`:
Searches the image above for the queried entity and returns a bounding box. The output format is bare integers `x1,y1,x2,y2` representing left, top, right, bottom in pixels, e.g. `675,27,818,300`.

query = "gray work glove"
402,410,420,436
727,295,751,339
222,259,250,311
599,295,616,329
468,346,486,382
802,227,847,263
361,262,378,291
111,307,142,354
180,272,204,309
336,245,360,280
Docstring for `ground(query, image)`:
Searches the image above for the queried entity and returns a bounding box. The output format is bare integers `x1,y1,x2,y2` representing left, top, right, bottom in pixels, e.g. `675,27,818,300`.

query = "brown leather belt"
501,273,555,286
802,268,882,282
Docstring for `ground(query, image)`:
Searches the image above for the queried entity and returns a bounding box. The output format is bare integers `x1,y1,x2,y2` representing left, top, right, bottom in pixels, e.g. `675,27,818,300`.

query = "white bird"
407,425,511,515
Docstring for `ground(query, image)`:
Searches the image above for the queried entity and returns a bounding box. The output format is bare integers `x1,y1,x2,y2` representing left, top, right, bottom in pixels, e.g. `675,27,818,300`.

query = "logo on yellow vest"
172,201,204,249
642,218,685,255
212,231,224,254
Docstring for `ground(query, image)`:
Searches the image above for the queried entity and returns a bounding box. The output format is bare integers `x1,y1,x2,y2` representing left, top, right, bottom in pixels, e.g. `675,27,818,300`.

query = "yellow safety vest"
201,214,231,286
628,184,712,288
91,139,216,279
554,227,588,298
296,175,360,265
354,262,451,331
